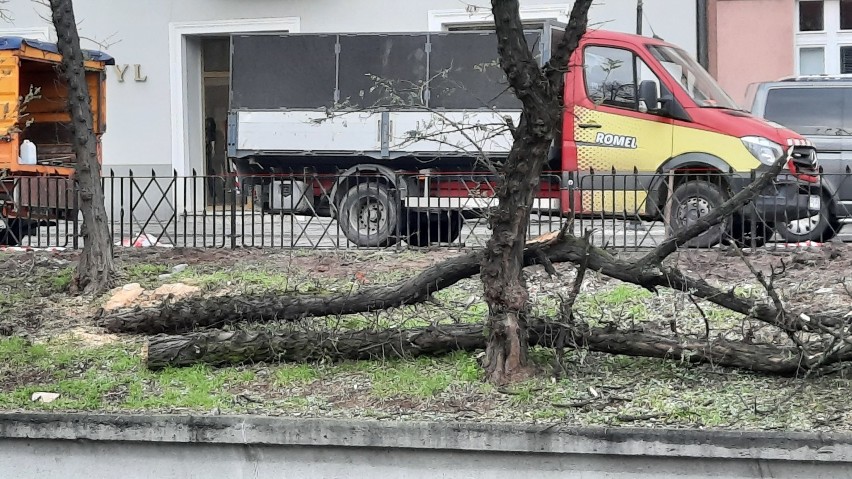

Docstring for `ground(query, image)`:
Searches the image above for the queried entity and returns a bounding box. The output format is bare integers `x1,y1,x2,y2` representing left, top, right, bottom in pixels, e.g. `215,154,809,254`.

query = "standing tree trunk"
481,0,591,383
49,0,114,294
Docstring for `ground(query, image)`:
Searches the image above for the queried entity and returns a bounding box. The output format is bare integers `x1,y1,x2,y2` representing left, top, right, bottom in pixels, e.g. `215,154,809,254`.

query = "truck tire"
773,197,839,243
337,182,401,247
0,218,41,247
670,180,728,248
405,210,464,247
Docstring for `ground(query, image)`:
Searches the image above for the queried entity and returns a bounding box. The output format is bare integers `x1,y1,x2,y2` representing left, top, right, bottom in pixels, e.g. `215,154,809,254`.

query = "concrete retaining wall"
1,413,851,478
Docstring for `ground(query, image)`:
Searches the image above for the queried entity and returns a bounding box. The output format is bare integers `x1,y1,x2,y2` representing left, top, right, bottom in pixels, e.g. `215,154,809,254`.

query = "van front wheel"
669,180,728,248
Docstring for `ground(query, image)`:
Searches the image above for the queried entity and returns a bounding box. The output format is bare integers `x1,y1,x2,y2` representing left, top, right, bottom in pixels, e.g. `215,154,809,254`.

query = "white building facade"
3,0,698,212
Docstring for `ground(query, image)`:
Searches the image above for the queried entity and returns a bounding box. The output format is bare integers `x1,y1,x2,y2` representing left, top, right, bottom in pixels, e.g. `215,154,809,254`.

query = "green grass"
0,336,249,411
368,352,484,399
1,335,851,431
172,266,331,293
123,263,170,286
0,337,49,366
597,284,653,305
49,267,74,292
274,364,318,386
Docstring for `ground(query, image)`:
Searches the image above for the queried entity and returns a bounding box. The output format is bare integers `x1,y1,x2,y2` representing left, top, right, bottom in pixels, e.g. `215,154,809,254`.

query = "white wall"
0,0,696,175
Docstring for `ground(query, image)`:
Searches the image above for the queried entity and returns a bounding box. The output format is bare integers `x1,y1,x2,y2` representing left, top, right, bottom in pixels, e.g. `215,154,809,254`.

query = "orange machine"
0,36,112,230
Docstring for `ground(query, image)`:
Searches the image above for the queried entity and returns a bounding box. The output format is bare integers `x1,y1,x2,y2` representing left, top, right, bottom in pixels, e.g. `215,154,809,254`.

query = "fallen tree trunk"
101,232,585,334
145,322,808,375
101,230,842,336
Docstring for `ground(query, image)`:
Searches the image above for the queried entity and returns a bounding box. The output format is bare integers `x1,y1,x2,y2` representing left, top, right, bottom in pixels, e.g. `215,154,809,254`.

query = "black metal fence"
0,167,845,251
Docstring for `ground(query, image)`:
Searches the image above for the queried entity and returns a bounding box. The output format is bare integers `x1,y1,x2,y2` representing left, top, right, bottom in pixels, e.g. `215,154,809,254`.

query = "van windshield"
648,45,739,110
763,87,852,136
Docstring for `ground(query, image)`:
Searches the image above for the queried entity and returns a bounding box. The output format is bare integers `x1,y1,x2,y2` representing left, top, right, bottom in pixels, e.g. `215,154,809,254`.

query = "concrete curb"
0,413,850,462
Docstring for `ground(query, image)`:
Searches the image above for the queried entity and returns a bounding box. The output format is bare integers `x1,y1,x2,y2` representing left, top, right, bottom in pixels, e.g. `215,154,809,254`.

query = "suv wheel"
774,198,838,243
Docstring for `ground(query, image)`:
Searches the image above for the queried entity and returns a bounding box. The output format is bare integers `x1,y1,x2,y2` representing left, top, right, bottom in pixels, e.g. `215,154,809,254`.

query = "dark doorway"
201,36,232,208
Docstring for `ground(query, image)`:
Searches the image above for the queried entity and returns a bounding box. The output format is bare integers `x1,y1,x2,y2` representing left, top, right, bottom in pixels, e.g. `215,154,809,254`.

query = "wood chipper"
0,37,113,246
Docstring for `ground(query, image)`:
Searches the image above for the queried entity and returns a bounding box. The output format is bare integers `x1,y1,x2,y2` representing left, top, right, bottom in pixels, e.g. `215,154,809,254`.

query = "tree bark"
144,321,808,375
49,0,114,294
480,0,592,384
144,324,486,370
100,232,569,334
101,225,843,337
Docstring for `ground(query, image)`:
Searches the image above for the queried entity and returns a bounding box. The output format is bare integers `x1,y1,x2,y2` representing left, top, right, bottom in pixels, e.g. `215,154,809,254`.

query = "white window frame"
0,27,50,42
168,17,300,177
427,4,571,31
796,45,827,75
795,0,852,74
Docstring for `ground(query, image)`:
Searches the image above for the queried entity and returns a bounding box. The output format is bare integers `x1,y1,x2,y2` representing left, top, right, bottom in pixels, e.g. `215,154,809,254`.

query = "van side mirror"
639,80,659,110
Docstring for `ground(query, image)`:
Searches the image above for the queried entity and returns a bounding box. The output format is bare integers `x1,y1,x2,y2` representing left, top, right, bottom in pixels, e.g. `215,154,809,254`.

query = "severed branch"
552,229,592,378
689,295,711,340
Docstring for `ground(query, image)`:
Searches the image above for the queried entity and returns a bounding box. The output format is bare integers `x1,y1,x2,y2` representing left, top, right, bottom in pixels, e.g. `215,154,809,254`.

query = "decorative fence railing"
0,167,846,251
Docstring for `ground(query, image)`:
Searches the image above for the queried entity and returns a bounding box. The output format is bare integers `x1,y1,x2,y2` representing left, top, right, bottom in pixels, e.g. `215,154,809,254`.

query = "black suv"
749,76,852,242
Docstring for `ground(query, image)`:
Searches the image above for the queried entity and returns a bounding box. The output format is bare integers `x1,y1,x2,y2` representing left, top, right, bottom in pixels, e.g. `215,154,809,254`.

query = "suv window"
764,87,852,136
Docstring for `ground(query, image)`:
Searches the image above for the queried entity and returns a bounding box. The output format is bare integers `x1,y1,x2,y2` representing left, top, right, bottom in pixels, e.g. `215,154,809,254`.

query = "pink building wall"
708,0,794,108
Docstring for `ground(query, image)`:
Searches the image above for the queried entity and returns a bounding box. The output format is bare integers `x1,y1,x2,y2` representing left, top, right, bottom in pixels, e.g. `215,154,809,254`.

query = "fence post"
230,181,237,249
72,176,80,250
663,170,675,238
749,169,757,250
173,170,179,248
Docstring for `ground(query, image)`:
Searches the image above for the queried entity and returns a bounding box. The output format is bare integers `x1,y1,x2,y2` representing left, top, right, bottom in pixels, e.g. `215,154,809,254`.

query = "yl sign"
113,64,148,83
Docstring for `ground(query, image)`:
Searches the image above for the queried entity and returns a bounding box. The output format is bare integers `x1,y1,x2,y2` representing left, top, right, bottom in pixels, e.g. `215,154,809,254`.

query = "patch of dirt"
282,249,463,282
0,368,54,393
54,327,122,348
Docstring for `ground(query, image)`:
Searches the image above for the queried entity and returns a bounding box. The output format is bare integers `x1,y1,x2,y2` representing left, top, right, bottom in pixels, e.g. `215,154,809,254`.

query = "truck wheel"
337,182,401,247
670,180,728,248
406,210,464,247
0,218,41,247
773,198,838,243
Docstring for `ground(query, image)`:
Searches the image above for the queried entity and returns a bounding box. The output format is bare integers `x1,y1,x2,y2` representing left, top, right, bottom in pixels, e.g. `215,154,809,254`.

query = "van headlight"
741,136,784,166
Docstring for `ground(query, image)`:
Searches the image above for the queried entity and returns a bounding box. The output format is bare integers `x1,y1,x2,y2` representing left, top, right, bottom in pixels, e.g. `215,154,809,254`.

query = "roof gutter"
696,0,709,69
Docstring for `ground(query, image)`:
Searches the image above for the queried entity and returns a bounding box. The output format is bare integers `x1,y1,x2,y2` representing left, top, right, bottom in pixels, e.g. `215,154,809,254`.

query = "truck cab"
564,31,821,247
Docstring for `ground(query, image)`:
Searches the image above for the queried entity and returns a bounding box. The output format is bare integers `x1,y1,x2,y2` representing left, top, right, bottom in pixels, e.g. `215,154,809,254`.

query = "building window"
842,0,852,29
842,46,852,72
800,47,826,74
799,1,825,31
795,1,852,74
